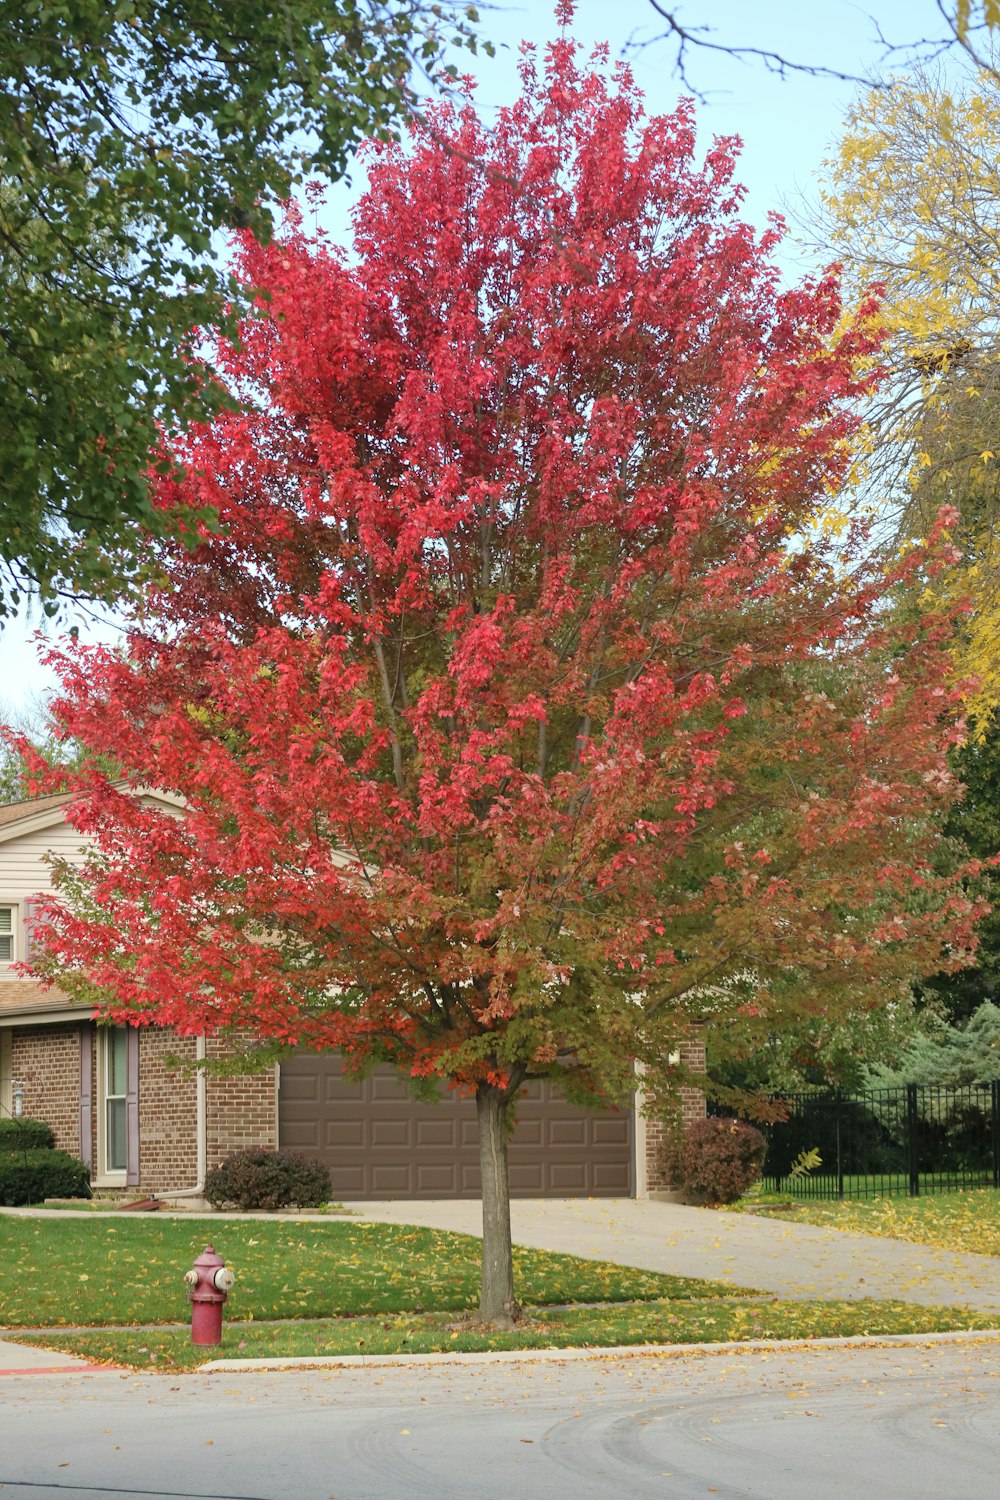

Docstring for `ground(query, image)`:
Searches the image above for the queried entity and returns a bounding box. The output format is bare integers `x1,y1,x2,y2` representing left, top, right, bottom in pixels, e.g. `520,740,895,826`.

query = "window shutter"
22,898,35,966
22,897,47,968
79,1024,93,1170
125,1027,140,1187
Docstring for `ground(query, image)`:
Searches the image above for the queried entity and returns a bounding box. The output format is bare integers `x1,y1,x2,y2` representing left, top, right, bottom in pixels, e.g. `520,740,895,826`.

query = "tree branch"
633,2,892,98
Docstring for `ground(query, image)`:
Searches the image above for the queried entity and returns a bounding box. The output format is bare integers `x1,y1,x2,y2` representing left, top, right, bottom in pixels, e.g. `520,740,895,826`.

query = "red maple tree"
15,26,984,1322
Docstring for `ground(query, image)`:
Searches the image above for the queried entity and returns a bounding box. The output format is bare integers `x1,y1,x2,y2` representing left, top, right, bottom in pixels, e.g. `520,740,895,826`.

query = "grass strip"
736,1188,1000,1258
0,1217,747,1328
14,1297,997,1373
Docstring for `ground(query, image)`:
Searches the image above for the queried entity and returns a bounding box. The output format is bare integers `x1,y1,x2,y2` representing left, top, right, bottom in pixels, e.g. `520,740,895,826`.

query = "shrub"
0,1149,91,1206
0,1118,55,1152
204,1149,332,1211
662,1116,767,1205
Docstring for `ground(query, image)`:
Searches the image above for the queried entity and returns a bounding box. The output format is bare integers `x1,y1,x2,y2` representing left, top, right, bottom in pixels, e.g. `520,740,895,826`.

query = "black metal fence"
763,1082,1000,1200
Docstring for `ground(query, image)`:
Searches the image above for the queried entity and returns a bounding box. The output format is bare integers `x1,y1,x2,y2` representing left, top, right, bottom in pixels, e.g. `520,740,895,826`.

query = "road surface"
1,1339,999,1498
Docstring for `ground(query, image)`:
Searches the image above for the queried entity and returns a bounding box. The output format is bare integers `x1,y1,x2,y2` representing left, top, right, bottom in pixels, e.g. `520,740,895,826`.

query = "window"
0,906,14,963
102,1028,128,1178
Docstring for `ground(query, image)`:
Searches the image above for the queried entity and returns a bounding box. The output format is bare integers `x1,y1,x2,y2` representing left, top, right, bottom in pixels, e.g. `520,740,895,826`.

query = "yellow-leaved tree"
822,57,1000,720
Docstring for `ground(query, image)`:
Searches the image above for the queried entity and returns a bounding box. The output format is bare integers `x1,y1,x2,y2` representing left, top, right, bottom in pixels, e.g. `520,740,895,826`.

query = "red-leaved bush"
663,1117,767,1204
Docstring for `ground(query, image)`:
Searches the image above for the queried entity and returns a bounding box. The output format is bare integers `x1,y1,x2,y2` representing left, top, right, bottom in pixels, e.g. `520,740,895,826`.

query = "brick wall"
133,1031,277,1186
8,1022,279,1191
10,1024,81,1155
643,1035,708,1194
137,1030,199,1192
205,1036,277,1168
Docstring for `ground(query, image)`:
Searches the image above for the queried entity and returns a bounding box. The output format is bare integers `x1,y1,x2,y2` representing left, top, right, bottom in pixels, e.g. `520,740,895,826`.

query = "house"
0,793,704,1201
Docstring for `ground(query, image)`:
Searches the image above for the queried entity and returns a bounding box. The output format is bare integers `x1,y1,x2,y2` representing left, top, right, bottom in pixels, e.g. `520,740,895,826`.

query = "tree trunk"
476,1081,520,1327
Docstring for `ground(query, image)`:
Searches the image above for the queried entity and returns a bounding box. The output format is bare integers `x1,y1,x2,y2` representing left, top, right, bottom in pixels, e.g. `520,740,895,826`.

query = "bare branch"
633,2,892,98
937,0,1000,81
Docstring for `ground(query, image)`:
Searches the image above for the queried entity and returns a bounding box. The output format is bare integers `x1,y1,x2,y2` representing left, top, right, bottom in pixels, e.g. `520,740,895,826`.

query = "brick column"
639,1034,707,1197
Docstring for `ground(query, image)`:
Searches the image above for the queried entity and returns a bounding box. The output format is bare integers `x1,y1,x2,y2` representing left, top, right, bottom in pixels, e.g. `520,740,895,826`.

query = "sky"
0,0,962,720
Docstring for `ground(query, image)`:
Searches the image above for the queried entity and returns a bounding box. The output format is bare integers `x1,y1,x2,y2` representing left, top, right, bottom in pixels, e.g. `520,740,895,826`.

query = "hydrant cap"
193,1245,225,1273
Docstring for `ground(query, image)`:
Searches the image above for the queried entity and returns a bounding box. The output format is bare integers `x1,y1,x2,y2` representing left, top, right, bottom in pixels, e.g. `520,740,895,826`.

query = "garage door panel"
281,1075,321,1104
279,1054,631,1199
326,1076,361,1104
416,1164,462,1194
548,1162,587,1192
370,1164,415,1194
548,1118,587,1147
416,1119,458,1148
326,1163,366,1194
370,1073,408,1102
281,1122,320,1150
592,1162,630,1191
459,1164,481,1193
508,1163,543,1193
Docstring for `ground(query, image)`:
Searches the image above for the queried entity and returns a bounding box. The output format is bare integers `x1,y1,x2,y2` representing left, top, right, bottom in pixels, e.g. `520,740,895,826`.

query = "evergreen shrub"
0,1149,91,1205
0,1118,55,1151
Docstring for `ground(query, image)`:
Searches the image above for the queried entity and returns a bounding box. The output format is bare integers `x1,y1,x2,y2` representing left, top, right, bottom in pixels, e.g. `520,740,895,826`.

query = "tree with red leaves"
15,22,984,1324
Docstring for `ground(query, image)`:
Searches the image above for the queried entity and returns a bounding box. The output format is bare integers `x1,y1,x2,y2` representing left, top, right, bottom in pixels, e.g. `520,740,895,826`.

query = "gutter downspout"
154,1036,207,1202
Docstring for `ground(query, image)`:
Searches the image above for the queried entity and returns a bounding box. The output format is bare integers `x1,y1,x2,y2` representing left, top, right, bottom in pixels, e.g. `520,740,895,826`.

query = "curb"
198,1327,1000,1372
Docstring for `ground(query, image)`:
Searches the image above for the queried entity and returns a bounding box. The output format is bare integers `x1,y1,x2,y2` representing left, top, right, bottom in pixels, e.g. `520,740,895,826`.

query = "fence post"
907,1083,920,1197
992,1081,1000,1192
835,1099,844,1201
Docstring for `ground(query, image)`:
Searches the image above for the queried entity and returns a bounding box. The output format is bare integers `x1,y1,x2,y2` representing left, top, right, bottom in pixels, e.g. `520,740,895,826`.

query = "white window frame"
95,1027,128,1186
0,903,17,967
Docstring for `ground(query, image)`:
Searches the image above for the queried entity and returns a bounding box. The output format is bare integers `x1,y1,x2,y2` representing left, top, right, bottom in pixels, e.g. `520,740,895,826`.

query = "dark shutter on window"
125,1027,140,1187
78,1024,93,1170
22,898,36,966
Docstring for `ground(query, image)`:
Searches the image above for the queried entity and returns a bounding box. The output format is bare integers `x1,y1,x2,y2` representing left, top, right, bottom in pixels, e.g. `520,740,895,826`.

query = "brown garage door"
278,1053,632,1199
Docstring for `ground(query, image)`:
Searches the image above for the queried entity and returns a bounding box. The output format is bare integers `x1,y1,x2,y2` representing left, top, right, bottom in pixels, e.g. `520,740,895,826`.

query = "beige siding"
0,795,177,992
0,819,90,997
0,818,91,901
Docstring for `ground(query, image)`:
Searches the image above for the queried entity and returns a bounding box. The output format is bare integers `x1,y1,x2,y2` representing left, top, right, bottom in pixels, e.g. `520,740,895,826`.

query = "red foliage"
662,1117,768,1205
12,35,984,1124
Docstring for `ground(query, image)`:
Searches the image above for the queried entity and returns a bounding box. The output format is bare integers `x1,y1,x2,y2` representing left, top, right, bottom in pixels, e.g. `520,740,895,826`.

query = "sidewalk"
0,1339,106,1376
354,1196,1000,1310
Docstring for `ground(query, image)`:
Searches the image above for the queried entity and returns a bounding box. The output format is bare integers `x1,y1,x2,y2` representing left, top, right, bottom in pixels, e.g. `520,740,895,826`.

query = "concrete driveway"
354,1196,1000,1310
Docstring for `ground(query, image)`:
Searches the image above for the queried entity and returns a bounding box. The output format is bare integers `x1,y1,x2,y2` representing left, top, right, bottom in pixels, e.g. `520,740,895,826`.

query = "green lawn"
738,1188,1000,1257
0,1217,739,1329
5,1213,995,1374
15,1297,998,1373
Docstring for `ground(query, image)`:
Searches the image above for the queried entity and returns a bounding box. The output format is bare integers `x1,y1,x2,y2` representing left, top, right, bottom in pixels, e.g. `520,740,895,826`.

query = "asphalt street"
1,1338,999,1500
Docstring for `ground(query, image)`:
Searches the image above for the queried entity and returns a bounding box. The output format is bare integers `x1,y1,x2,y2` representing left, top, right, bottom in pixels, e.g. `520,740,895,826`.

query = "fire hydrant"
184,1245,236,1347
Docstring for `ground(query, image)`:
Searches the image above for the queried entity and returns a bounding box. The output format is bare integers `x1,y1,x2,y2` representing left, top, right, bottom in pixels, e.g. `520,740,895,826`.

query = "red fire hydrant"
184,1245,236,1347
